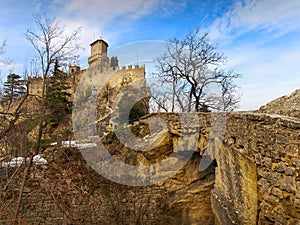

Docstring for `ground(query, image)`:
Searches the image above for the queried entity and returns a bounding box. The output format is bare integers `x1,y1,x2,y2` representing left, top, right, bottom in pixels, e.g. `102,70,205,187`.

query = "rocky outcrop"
1,111,299,224
259,89,300,119
140,112,300,224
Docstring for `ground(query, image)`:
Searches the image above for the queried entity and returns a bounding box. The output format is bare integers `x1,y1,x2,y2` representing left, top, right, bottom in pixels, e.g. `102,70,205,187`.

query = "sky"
0,0,300,110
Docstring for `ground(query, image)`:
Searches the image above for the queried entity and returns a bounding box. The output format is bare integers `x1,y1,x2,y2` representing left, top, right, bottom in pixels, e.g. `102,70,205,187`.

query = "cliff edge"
259,89,300,119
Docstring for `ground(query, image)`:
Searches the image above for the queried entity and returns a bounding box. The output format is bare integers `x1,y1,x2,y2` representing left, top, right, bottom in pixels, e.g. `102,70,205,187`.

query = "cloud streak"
49,0,186,65
210,0,300,39
52,0,185,21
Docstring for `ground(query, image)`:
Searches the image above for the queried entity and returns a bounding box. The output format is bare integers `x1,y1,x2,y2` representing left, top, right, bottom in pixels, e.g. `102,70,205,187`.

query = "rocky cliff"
140,112,300,224
259,89,300,119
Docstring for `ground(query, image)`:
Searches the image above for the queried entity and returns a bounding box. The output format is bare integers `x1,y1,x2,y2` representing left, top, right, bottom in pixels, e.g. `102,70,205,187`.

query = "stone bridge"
140,112,300,224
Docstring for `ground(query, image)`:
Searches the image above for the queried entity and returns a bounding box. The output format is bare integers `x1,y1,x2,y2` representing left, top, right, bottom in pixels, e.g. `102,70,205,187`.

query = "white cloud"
32,0,42,12
50,0,186,66
109,40,167,65
52,0,184,21
52,17,99,64
210,0,300,39
206,0,300,110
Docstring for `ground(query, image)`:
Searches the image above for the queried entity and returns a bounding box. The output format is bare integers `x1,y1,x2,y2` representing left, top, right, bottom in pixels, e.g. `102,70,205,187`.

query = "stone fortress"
27,39,147,100
27,38,150,135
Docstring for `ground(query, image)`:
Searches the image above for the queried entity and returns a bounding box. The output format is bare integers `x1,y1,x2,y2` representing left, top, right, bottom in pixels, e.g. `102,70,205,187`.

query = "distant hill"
259,89,300,119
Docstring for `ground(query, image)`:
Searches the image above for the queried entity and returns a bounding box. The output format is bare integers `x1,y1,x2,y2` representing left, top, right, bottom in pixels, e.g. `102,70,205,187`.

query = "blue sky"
1,0,300,110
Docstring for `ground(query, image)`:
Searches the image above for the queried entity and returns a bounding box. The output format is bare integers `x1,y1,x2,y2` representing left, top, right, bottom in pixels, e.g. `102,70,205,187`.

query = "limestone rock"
259,89,300,119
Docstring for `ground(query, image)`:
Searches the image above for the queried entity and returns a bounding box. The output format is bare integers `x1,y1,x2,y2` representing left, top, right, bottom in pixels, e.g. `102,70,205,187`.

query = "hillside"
259,89,300,119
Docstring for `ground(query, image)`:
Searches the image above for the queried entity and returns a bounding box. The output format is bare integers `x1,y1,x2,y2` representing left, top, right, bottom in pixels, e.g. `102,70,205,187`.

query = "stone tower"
88,39,109,67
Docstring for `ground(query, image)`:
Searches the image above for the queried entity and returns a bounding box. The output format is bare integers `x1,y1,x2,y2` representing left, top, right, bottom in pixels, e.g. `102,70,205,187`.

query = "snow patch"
51,140,97,149
62,140,97,149
1,155,47,167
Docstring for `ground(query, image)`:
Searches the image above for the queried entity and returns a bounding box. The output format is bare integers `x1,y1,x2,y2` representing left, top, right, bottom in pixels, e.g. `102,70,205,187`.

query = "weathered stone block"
276,134,290,144
254,153,262,165
272,187,284,199
259,201,272,211
279,175,297,193
294,198,300,208
264,194,280,205
264,212,276,222
287,218,300,225
273,161,287,173
285,144,298,157
263,157,272,168
258,177,271,193
297,182,300,192
274,143,285,154
291,158,300,167
285,166,296,176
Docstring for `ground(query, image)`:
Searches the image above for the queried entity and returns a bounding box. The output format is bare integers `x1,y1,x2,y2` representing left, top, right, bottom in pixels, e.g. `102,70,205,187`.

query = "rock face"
0,145,215,224
259,89,300,119
140,112,300,224
1,111,299,224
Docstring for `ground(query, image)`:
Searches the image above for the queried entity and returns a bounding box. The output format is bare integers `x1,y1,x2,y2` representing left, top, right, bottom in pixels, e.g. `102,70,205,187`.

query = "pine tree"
45,59,72,126
2,73,26,103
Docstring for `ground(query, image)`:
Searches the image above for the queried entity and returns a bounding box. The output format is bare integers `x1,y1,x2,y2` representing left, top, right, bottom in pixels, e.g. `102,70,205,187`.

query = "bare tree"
153,28,240,112
0,15,80,224
0,14,82,222
150,75,191,112
24,13,81,155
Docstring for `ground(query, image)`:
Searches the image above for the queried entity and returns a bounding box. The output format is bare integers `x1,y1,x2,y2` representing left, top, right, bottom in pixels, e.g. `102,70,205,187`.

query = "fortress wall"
27,64,145,100
140,112,300,224
28,77,43,96
215,113,299,225
109,64,146,88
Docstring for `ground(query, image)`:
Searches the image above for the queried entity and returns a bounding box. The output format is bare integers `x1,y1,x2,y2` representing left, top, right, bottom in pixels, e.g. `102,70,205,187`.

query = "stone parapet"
140,112,300,224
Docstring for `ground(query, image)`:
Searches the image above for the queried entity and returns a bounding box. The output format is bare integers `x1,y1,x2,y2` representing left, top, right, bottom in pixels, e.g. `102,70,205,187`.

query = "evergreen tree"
2,73,26,103
45,59,72,126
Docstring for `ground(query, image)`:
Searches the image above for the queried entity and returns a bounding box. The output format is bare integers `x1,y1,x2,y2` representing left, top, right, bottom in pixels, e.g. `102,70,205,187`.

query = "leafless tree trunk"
24,13,81,155
1,14,82,222
153,28,241,112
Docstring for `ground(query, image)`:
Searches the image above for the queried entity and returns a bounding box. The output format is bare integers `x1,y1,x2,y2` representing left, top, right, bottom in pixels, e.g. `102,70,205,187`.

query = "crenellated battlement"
27,39,147,98
28,77,44,96
116,64,145,79
109,64,146,88
118,64,145,71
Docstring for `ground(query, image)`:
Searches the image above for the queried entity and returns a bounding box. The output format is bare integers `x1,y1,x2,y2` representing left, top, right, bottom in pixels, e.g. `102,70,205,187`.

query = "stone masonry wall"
27,64,145,98
28,77,43,96
140,112,300,224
